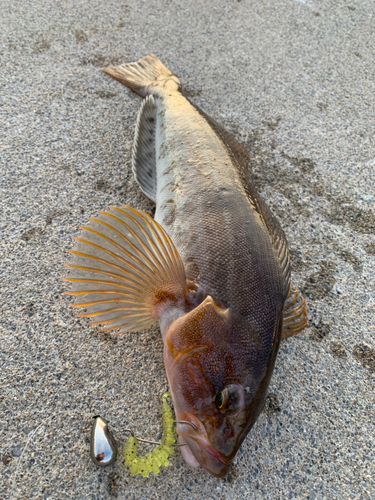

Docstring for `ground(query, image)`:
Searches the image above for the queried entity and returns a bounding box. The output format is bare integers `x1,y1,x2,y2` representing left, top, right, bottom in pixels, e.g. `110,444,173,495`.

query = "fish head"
164,295,282,477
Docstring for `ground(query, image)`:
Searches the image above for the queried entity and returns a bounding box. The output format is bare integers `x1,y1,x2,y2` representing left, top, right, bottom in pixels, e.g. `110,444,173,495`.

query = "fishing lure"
90,416,118,467
124,392,175,477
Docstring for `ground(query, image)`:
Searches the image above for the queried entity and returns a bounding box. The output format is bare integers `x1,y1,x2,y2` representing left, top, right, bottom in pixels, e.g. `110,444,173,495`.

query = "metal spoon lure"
90,416,118,467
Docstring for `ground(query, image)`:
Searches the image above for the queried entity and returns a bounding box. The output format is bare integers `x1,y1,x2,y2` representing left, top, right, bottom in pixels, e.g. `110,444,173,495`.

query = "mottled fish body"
64,55,307,477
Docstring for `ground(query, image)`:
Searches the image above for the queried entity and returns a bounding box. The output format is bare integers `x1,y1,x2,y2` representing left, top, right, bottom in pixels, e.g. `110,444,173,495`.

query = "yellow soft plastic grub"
124,393,175,477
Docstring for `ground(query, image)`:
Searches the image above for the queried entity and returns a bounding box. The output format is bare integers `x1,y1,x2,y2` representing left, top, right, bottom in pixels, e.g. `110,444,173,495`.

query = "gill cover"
165,295,229,369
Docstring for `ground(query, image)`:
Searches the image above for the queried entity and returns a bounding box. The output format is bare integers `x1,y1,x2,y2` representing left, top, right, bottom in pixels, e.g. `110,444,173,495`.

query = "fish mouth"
176,415,231,478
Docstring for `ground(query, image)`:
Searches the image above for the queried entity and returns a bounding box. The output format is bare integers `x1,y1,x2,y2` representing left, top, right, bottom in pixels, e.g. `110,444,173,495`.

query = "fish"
63,54,308,478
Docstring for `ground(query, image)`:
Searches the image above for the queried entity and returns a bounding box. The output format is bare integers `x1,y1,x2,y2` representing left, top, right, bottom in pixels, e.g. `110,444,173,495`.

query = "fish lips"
184,436,231,478
177,418,231,478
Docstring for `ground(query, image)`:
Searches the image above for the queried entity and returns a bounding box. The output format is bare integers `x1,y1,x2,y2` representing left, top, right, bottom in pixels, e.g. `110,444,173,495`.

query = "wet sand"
1,0,374,498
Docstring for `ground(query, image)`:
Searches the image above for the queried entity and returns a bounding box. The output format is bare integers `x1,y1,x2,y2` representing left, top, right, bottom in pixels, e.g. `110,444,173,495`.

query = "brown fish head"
163,295,282,477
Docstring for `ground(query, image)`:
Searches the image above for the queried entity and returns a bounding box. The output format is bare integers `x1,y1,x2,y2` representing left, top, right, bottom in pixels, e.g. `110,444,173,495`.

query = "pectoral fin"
63,206,188,334
282,285,308,339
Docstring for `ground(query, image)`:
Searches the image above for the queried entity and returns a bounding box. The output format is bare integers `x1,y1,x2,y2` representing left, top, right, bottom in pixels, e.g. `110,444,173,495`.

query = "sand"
1,0,374,498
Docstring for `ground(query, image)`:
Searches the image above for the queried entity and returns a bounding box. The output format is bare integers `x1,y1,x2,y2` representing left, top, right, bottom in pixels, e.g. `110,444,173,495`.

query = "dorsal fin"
132,95,157,202
63,206,188,334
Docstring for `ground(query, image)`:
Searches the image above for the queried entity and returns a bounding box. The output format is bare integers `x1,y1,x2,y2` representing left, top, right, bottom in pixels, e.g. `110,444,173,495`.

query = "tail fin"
102,54,180,97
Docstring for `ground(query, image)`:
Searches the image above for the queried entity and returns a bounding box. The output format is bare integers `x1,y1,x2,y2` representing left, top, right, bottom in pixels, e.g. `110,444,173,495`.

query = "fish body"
148,75,287,473
65,55,307,477
155,92,285,322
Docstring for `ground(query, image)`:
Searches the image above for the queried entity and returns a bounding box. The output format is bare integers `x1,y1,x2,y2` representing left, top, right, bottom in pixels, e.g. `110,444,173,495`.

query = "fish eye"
215,384,243,415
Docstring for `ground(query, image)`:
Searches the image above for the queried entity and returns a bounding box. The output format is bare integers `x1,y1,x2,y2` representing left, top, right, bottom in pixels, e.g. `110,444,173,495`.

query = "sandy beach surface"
1,0,374,498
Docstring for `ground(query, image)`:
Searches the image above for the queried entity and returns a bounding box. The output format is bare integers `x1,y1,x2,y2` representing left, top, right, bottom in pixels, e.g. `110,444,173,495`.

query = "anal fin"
132,95,157,201
282,284,308,339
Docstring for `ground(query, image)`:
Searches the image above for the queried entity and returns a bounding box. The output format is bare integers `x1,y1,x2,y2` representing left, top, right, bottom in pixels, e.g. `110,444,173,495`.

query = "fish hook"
123,428,187,447
174,420,198,432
